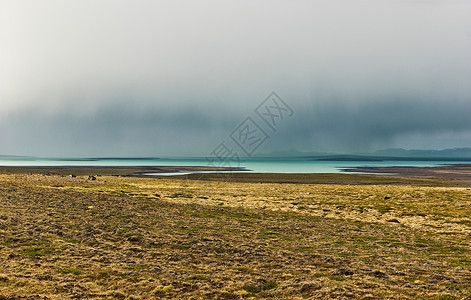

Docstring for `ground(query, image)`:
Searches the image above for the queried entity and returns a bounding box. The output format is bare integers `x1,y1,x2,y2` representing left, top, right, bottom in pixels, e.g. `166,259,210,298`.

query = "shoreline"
342,164,471,185
2,164,471,186
0,165,248,177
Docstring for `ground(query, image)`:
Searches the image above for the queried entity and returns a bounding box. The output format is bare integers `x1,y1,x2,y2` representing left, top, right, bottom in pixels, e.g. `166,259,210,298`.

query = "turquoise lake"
1,156,470,174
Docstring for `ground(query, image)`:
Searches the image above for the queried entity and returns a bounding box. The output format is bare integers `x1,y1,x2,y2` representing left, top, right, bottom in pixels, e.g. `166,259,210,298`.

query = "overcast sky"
1,0,471,157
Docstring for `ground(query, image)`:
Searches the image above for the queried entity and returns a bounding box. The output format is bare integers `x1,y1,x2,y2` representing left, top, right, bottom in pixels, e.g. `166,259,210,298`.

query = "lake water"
1,156,470,174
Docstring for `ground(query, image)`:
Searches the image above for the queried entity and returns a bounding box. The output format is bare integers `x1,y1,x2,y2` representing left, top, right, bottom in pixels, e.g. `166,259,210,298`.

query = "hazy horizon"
2,0,471,157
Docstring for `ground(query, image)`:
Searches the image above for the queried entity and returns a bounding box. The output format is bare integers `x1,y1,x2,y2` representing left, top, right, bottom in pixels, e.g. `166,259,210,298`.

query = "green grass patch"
242,280,277,293
169,244,190,250
258,229,280,238
57,267,83,275
330,276,347,281
377,206,394,214
21,246,53,258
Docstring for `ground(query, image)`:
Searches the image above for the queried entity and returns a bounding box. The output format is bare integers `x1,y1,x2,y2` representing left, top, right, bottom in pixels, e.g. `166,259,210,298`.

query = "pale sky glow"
1,0,471,156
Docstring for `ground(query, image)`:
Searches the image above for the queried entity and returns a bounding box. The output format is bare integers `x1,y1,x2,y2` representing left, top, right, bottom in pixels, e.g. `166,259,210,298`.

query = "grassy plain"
1,170,470,299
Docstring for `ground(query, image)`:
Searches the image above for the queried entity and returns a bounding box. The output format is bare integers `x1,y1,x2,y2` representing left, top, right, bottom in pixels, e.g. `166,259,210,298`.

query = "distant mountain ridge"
260,147,471,160
2,148,471,160
373,147,471,158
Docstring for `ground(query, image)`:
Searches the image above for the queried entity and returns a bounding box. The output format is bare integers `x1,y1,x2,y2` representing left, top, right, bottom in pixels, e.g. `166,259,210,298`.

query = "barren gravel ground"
1,173,471,299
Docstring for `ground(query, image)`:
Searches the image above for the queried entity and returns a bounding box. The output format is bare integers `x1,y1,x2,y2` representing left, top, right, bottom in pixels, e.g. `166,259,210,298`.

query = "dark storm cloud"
0,98,241,157
279,95,471,153
1,0,471,156
2,92,471,156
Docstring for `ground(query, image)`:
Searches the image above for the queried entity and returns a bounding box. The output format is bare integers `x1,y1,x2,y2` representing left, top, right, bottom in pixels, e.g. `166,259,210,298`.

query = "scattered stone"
300,283,321,293
440,286,460,292
127,236,141,243
336,268,354,276
82,237,99,246
110,291,126,300
371,270,386,278
430,274,458,284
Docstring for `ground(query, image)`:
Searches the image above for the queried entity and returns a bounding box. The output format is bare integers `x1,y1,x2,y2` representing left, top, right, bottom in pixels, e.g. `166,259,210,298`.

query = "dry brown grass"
1,173,471,299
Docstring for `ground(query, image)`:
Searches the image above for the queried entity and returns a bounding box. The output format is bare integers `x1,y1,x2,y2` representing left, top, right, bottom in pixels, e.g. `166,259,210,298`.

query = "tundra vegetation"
0,171,470,299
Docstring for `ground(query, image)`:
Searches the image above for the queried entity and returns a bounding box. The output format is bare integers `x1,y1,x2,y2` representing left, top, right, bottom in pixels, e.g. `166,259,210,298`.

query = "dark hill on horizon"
373,147,471,158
